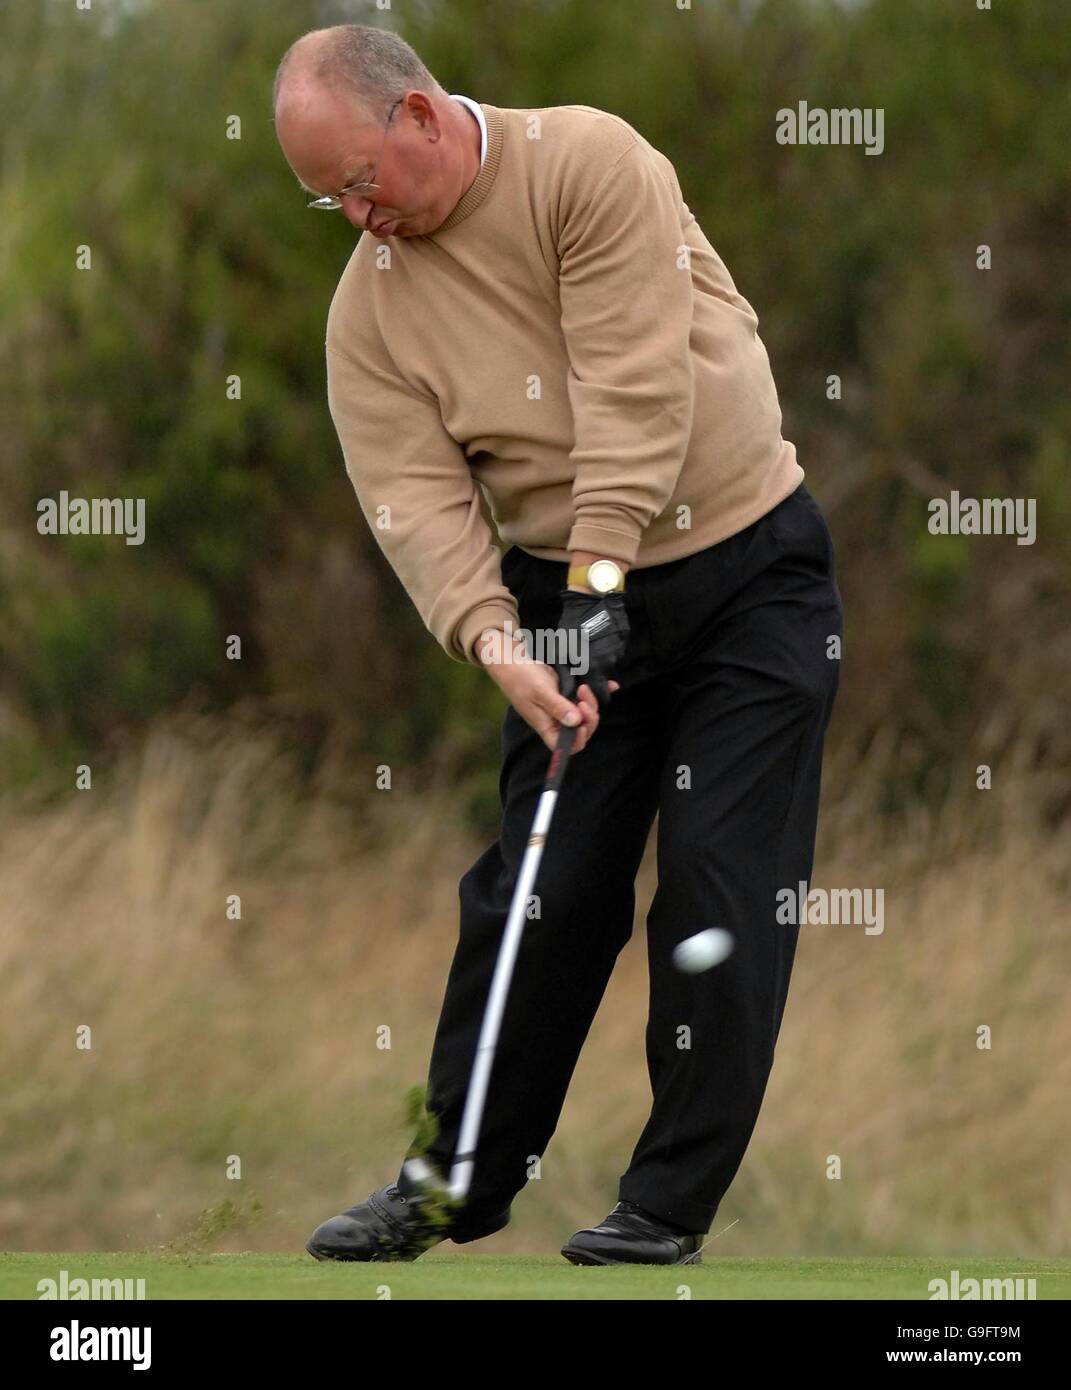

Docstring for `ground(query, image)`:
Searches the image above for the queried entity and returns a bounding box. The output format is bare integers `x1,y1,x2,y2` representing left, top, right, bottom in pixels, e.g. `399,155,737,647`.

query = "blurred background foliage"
1,0,1069,833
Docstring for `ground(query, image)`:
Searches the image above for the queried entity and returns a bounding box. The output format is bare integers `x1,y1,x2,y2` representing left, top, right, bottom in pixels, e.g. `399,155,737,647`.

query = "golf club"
402,690,579,1213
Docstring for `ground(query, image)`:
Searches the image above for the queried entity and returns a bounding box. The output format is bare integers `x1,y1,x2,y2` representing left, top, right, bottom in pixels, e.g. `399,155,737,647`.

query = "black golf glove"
554,588,630,709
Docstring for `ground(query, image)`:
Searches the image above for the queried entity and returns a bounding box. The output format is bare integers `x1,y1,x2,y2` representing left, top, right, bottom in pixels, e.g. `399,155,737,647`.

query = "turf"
4,1253,1069,1300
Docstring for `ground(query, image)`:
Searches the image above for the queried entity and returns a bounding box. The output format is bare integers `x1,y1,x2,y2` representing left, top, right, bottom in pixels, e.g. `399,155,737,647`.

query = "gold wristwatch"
566,558,626,594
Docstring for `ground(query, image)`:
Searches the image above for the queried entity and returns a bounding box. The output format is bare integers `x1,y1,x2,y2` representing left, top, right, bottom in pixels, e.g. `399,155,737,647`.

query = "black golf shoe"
305,1182,510,1262
561,1200,705,1266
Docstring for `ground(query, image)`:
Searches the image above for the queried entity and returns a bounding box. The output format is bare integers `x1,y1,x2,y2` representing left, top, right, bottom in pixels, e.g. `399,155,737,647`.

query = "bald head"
272,25,483,240
273,24,443,126
274,30,345,114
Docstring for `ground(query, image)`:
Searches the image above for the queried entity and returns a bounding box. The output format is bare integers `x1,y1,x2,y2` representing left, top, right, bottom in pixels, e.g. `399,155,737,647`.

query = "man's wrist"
476,625,530,674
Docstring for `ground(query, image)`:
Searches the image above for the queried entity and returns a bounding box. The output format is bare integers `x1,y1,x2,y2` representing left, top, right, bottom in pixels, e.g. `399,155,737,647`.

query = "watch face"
589,559,621,593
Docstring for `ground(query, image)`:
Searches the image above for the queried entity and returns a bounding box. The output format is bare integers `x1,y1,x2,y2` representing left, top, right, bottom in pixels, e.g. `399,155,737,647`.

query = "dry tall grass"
1,715,1067,1256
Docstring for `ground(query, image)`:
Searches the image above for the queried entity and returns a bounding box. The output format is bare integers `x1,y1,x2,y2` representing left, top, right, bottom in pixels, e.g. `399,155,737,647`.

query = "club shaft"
448,725,575,1201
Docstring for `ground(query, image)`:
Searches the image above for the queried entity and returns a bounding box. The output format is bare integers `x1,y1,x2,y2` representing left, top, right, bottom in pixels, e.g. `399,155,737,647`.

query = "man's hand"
554,589,630,710
480,636,619,752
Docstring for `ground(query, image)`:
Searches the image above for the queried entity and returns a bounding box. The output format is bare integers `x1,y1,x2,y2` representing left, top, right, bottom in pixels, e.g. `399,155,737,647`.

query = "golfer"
273,24,842,1266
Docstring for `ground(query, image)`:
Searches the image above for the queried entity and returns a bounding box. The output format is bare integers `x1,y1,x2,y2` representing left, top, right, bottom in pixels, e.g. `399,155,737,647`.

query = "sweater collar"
433,103,503,235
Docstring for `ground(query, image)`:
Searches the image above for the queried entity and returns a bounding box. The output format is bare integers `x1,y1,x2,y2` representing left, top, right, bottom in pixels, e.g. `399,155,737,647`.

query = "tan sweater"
325,101,803,666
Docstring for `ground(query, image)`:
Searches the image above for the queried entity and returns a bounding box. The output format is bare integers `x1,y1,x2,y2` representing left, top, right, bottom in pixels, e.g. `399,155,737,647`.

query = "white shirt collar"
449,93,487,166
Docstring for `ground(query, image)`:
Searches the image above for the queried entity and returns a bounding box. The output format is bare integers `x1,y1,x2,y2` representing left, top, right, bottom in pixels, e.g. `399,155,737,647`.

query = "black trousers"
398,483,842,1238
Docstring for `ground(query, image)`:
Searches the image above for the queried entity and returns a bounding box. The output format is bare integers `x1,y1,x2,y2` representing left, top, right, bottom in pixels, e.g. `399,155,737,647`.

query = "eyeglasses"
306,98,403,210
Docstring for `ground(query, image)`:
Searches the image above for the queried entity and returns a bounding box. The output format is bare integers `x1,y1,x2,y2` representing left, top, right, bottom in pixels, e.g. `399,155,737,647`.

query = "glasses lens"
307,195,342,210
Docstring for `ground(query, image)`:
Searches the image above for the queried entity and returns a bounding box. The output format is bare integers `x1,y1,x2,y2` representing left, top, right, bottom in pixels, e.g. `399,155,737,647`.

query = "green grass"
4,1253,1069,1300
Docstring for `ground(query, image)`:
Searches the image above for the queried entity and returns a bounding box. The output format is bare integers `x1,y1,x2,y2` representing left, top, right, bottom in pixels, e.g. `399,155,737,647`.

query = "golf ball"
403,1156,436,1187
672,928,734,973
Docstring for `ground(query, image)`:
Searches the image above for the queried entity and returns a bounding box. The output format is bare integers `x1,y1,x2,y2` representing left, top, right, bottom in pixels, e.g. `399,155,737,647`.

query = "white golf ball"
672,928,734,973
403,1156,435,1187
